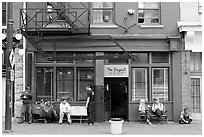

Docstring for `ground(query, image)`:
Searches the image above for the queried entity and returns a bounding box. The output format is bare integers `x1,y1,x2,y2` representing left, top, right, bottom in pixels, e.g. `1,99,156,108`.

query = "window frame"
198,2,202,14
131,68,149,101
77,67,94,101
151,67,169,101
137,2,161,25
56,67,74,101
91,2,115,25
2,2,7,26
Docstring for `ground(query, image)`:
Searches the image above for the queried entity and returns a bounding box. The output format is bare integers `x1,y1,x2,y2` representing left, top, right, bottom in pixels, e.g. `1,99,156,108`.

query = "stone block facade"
181,50,192,110
14,48,24,117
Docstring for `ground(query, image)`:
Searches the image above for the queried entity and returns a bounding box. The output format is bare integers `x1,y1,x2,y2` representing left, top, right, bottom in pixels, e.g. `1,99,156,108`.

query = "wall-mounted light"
2,28,23,55
15,29,23,40
2,28,23,41
127,9,134,15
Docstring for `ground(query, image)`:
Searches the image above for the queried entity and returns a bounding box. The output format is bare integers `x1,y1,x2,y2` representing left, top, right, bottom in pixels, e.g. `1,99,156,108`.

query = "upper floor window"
2,2,6,26
190,52,202,72
92,2,114,24
138,2,160,24
198,2,202,14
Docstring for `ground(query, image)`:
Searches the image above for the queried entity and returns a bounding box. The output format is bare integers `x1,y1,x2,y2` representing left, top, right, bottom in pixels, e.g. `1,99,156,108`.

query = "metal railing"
20,7,90,34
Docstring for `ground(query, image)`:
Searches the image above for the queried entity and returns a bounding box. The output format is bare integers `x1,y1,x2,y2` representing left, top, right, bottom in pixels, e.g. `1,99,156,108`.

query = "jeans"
20,104,32,123
59,111,71,123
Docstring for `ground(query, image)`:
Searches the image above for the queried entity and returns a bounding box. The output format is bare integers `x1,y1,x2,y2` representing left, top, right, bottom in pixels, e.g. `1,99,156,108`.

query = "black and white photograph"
1,1,202,135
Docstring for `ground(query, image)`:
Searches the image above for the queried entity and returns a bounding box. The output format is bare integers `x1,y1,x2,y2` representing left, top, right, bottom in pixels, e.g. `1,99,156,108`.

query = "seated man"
59,98,72,124
151,98,164,121
179,108,192,124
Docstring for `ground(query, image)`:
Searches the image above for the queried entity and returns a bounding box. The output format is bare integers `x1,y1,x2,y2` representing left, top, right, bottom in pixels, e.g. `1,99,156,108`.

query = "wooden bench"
70,106,88,123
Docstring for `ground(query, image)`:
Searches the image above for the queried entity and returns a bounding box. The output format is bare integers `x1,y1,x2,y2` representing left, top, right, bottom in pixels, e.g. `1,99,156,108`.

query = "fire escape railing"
20,7,90,34
19,3,136,61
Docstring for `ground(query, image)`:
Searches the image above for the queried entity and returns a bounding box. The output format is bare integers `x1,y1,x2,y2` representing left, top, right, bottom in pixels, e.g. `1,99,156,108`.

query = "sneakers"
86,123,94,126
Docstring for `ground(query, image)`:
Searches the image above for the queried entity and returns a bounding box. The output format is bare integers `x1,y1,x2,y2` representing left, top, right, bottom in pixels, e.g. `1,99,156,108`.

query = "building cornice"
177,21,202,32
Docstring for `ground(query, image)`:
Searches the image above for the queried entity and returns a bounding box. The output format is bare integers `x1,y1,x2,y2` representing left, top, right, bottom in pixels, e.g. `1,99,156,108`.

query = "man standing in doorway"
18,86,33,124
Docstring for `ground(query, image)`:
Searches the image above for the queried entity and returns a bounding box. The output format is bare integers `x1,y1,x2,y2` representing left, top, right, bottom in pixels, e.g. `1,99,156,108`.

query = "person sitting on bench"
151,98,164,121
59,98,71,124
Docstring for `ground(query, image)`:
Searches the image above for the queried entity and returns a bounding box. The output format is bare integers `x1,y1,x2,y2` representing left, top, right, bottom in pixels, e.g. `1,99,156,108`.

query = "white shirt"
152,103,164,112
60,102,71,113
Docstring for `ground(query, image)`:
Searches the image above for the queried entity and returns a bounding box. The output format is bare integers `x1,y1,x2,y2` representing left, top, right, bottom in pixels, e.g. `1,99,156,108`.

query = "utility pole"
5,2,13,133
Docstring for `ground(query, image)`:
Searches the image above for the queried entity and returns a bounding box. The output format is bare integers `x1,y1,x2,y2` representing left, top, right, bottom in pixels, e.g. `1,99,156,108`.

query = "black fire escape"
20,2,136,61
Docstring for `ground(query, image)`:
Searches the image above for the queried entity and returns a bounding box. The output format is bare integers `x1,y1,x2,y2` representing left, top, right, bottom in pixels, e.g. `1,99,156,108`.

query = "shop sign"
104,65,129,77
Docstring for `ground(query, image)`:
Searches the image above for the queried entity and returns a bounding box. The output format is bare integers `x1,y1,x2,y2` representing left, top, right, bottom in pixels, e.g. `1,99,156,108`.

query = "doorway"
104,78,128,120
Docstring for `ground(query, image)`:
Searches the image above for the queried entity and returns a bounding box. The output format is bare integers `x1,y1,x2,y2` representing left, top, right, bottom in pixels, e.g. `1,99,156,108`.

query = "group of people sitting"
18,85,95,125
139,98,192,125
139,98,165,125
39,98,72,124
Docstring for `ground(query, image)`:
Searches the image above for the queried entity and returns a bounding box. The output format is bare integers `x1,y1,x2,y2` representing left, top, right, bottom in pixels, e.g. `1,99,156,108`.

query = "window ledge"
90,23,118,29
139,24,164,29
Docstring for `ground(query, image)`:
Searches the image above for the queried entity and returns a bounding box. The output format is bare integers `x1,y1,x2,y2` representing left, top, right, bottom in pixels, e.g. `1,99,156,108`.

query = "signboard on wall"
104,65,129,77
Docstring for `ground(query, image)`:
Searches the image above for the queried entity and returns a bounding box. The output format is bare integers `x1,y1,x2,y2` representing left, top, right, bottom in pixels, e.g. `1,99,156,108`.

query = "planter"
109,118,124,135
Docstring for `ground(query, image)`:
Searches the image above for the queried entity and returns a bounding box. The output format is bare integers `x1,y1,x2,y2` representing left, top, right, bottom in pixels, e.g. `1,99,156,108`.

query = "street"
2,119,202,135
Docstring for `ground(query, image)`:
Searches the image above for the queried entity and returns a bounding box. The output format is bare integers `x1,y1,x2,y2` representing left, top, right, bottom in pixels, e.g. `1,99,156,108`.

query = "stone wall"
14,48,24,117
181,50,192,110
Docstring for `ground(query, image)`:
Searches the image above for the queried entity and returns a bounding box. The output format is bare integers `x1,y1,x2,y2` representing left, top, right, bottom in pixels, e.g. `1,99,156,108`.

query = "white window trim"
152,68,169,101
90,23,118,29
139,24,164,29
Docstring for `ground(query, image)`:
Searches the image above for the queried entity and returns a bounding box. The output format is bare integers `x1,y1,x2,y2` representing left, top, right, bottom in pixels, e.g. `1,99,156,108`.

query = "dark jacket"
20,90,32,104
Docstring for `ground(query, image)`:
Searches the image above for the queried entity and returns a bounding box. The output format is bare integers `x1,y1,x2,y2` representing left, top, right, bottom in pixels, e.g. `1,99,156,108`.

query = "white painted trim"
90,24,118,29
177,21,202,32
139,24,164,29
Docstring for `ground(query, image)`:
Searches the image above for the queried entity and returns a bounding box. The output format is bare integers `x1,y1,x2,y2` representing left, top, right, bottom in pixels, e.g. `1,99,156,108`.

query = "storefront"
27,35,181,122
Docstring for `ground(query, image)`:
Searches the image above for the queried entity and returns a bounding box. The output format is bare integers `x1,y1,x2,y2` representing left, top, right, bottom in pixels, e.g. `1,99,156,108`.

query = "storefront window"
36,52,53,63
108,52,128,64
36,68,54,101
152,68,168,101
131,53,148,64
76,53,94,64
56,52,73,63
131,68,148,101
77,68,94,101
152,52,169,63
56,68,74,101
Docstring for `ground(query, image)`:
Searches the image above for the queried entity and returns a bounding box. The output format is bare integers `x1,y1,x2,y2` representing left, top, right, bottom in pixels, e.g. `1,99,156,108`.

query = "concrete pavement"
2,119,202,135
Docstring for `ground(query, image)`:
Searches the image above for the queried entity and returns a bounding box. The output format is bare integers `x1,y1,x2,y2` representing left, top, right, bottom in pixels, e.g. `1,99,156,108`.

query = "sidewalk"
2,119,202,135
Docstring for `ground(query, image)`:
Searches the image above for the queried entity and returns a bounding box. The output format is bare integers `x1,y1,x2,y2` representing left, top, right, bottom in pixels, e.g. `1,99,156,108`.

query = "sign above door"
104,65,129,77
